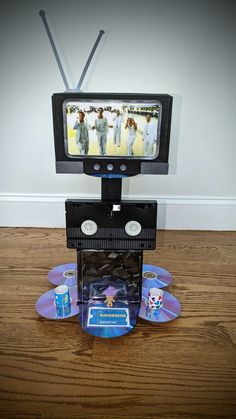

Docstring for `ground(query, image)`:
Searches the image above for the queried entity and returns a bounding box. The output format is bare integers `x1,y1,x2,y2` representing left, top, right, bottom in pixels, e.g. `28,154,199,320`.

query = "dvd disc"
142,264,173,289
139,289,181,323
35,286,79,319
78,301,139,339
48,263,77,287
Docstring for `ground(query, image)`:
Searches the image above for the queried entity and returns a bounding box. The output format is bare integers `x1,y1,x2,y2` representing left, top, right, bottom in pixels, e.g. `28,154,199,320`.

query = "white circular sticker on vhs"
81,220,98,236
125,221,142,237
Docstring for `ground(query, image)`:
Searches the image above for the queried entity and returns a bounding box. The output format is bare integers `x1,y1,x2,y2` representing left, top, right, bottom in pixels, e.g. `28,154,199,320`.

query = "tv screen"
63,99,162,159
52,93,172,176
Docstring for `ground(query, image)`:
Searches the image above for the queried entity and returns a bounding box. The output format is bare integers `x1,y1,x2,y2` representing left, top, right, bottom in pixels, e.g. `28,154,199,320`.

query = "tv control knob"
93,163,100,171
125,221,142,237
81,220,98,236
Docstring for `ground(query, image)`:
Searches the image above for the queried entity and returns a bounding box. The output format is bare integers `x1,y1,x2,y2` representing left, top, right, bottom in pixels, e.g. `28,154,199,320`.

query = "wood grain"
0,228,236,418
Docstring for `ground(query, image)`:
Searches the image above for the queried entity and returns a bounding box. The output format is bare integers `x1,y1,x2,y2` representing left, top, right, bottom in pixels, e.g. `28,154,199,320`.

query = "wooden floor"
0,228,236,419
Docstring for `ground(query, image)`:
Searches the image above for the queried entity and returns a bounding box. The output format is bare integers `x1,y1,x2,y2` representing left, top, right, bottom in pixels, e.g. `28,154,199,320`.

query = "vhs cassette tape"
66,199,157,250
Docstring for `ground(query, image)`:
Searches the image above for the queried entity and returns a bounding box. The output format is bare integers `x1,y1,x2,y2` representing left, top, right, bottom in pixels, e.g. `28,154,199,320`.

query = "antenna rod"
77,30,105,91
39,10,70,91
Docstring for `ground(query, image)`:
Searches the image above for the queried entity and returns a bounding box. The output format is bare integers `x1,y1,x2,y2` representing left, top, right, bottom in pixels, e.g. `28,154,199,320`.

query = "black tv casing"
52,92,172,176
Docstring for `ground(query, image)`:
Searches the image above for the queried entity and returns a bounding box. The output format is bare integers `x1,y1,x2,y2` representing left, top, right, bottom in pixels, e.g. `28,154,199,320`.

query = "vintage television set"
52,92,172,177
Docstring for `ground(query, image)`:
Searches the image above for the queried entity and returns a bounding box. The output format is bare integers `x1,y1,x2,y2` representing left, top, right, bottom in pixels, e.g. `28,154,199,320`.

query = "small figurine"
104,296,115,307
103,285,119,307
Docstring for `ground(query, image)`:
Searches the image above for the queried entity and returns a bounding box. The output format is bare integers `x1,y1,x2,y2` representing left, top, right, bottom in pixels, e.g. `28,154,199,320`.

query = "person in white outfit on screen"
125,116,137,156
113,110,122,147
93,107,108,156
143,114,157,157
73,111,89,155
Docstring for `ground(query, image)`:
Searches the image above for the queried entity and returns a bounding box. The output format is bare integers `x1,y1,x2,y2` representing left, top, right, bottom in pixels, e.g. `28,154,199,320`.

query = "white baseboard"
0,193,236,230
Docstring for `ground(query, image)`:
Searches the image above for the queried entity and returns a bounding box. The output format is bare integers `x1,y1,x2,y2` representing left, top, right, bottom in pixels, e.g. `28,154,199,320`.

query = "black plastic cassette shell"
66,199,157,250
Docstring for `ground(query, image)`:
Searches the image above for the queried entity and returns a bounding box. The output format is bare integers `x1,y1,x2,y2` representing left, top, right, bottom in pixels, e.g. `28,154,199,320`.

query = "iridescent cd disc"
78,301,139,339
48,263,77,287
142,264,173,289
35,286,79,319
139,289,181,323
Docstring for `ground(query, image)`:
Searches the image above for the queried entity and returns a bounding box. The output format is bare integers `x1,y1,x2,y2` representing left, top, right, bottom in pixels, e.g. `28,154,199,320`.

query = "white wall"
0,0,236,229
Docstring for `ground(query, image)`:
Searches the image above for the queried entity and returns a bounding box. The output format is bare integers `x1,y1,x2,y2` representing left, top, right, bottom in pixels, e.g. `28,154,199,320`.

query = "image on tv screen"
63,100,162,159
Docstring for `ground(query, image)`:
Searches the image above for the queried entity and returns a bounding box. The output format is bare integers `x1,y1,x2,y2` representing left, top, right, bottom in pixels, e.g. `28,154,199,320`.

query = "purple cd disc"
142,264,173,289
48,263,77,287
79,301,138,339
35,286,79,320
139,289,181,323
